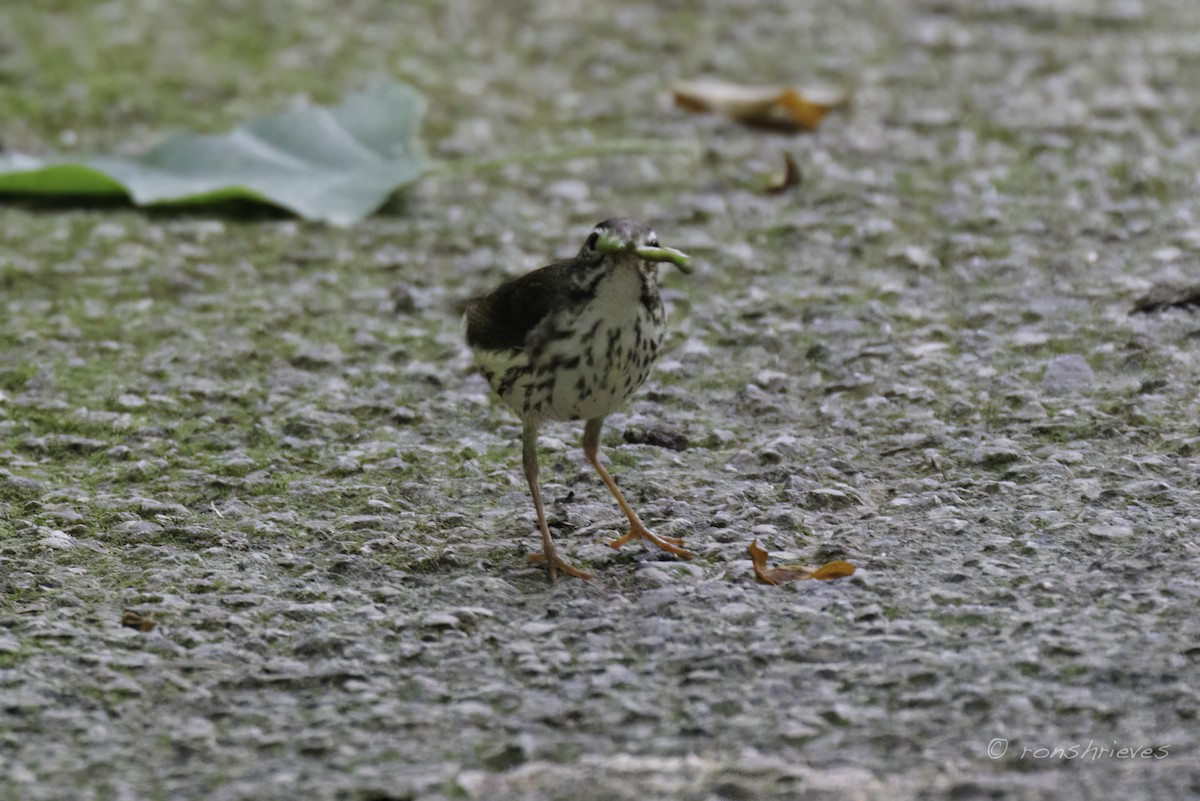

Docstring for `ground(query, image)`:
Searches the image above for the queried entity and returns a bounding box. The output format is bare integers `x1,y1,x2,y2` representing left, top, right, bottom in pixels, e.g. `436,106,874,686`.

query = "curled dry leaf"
808,560,857,580
673,79,846,131
749,539,856,585
765,152,801,195
121,610,156,632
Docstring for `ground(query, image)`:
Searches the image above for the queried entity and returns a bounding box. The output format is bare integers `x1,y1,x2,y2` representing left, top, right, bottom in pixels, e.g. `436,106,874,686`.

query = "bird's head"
578,218,692,274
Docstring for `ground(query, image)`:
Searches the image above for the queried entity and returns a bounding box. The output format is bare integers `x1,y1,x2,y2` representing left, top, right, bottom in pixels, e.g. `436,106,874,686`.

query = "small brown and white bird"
465,218,695,582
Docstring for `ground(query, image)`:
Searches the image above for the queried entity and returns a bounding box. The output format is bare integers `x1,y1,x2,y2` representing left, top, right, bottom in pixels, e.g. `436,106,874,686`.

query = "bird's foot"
528,550,593,583
606,524,696,559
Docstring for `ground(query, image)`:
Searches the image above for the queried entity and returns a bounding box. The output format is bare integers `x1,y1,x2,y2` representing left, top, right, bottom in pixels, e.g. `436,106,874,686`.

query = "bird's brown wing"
464,261,583,352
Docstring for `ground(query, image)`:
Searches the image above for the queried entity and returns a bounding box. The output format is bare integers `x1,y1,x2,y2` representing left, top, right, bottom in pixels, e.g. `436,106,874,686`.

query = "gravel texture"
2,1,1200,799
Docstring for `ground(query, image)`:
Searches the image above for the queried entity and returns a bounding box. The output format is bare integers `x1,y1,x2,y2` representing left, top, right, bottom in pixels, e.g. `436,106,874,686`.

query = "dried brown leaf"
673,80,846,131
749,539,856,585
765,152,801,195
778,89,837,130
121,610,156,632
809,560,857,580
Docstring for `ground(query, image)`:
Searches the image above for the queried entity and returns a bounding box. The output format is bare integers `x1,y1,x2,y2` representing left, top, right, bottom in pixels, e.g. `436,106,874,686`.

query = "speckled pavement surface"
2,1,1199,799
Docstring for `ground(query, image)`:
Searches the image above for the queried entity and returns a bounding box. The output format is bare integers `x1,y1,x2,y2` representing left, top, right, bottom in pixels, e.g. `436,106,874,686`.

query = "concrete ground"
1,1,1198,799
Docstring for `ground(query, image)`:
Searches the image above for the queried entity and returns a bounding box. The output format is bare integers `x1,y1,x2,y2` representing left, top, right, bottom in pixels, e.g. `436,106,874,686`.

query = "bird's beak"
634,245,692,274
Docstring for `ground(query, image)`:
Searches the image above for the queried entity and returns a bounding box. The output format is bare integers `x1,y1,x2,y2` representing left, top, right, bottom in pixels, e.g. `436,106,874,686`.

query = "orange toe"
605,525,696,559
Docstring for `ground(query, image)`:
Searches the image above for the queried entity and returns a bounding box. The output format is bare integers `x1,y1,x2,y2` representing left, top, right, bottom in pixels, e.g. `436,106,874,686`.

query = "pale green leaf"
0,81,429,226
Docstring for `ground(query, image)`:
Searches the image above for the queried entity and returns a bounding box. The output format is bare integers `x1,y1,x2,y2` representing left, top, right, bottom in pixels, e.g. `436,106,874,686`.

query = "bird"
465,218,696,582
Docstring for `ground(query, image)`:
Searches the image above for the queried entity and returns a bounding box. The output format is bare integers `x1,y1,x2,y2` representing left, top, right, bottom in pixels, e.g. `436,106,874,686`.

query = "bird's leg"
583,418,696,559
522,421,592,582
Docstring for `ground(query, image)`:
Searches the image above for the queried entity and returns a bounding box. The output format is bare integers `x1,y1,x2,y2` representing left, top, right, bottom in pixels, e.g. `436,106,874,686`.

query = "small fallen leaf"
749,539,856,585
121,610,156,632
673,79,847,131
765,152,801,195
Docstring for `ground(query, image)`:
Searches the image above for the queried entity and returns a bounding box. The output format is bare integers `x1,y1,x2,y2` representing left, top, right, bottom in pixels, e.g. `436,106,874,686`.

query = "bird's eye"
586,231,600,250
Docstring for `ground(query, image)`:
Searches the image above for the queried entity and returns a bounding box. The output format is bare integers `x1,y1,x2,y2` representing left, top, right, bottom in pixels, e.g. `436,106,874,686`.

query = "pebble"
1041,354,1095,393
111,520,164,536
